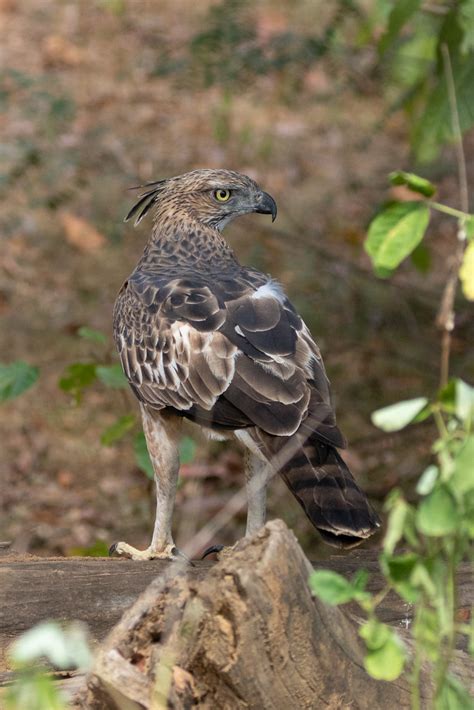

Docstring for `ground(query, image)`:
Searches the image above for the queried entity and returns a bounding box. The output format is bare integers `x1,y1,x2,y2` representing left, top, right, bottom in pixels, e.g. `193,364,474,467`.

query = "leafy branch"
313,159,473,707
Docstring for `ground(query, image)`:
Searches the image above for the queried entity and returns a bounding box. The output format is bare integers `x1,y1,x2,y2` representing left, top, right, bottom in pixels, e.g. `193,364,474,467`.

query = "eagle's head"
125,169,277,231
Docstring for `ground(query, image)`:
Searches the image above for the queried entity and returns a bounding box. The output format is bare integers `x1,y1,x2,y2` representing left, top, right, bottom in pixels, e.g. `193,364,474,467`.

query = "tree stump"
83,520,428,709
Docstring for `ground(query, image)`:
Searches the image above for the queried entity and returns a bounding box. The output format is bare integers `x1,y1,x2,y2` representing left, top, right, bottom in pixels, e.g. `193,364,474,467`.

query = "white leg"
111,406,183,561
245,452,270,537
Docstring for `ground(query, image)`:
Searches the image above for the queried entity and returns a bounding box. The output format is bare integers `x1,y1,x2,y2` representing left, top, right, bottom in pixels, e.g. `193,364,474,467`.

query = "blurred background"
1,0,473,559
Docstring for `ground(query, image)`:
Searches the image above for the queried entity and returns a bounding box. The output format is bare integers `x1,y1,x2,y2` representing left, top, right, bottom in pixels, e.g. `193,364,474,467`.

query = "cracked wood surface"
1,524,472,708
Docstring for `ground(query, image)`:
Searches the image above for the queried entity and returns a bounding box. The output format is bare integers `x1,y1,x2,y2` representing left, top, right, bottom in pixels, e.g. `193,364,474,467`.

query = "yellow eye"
214,189,231,202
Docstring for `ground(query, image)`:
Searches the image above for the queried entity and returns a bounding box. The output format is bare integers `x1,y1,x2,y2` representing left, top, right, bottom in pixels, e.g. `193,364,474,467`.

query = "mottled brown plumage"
112,169,379,560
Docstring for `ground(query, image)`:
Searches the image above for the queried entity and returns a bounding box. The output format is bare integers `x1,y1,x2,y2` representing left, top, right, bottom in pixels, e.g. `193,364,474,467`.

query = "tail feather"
278,435,380,548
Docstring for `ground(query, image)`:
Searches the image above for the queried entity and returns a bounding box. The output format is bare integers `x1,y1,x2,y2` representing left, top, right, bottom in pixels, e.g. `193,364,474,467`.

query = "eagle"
111,169,380,560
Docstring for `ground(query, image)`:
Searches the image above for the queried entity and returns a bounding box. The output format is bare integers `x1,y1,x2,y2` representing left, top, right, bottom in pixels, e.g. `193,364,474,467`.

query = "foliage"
149,0,474,162
312,380,473,704
366,0,474,162
0,361,39,403
311,171,474,708
5,621,92,710
153,0,357,93
365,172,474,300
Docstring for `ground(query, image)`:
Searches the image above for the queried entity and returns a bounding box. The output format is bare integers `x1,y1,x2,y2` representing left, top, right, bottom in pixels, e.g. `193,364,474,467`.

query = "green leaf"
384,496,409,554
414,53,474,163
459,0,474,54
416,465,438,495
410,561,437,599
179,436,197,464
460,240,474,301
465,216,474,240
390,28,437,90
59,363,96,400
455,379,474,423
309,570,363,605
0,361,39,402
451,435,474,494
359,617,390,649
414,606,440,660
364,635,406,681
379,0,422,55
365,202,430,273
389,171,436,197
77,326,107,345
100,414,135,446
134,432,154,479
352,569,369,593
96,364,128,389
439,379,457,414
380,553,420,602
416,485,459,536
360,620,406,681
371,397,428,432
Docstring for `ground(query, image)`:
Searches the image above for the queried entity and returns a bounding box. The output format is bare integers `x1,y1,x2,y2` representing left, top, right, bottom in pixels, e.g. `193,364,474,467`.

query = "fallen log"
1,522,472,708
80,521,472,709
1,545,471,673
0,554,211,672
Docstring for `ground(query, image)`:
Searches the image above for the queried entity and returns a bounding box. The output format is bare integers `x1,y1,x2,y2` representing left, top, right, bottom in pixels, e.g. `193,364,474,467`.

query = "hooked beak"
255,191,277,222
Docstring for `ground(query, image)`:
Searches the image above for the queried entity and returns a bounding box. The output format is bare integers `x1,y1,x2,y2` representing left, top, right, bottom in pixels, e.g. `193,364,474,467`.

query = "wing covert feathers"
113,271,338,440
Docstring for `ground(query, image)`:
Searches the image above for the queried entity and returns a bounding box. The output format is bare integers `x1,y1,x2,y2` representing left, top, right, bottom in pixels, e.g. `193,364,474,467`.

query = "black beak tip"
256,191,277,222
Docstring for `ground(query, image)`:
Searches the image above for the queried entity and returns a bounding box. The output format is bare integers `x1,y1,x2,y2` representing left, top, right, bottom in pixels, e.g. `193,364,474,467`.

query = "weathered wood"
79,521,470,710
1,541,471,674
1,523,472,708
0,555,212,672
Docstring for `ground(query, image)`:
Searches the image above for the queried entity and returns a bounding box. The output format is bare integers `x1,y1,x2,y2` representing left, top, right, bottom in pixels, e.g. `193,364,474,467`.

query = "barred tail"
279,435,380,548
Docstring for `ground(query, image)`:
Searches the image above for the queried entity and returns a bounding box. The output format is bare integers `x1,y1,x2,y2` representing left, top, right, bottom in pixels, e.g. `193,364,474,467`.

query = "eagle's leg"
245,452,270,537
111,406,183,561
202,451,270,560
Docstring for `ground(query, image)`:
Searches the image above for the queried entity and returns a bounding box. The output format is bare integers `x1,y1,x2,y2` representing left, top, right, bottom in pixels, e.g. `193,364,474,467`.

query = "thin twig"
437,45,469,389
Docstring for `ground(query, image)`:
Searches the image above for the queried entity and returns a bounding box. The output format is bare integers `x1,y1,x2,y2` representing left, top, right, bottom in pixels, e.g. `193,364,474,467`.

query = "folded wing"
113,270,343,447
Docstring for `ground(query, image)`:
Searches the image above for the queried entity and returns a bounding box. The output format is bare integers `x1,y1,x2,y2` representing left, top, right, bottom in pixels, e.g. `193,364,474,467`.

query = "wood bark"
1,523,472,708
0,554,211,672
80,521,471,709
2,546,471,671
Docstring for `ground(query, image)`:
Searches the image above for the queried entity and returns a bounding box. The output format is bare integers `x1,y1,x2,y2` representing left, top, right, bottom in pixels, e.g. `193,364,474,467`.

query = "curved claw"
201,544,225,560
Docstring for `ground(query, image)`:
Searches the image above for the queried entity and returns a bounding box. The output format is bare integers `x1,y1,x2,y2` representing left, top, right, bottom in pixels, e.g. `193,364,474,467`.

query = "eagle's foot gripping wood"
109,541,187,563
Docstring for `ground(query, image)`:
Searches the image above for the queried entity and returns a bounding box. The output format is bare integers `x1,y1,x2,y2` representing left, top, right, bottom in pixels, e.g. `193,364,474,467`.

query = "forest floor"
1,0,473,560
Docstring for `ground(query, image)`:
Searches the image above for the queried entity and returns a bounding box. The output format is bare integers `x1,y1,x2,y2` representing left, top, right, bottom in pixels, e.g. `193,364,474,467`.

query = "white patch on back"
251,280,286,303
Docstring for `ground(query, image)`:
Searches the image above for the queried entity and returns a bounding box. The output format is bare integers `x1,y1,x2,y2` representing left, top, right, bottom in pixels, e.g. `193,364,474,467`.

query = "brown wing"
114,278,235,412
113,270,344,447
